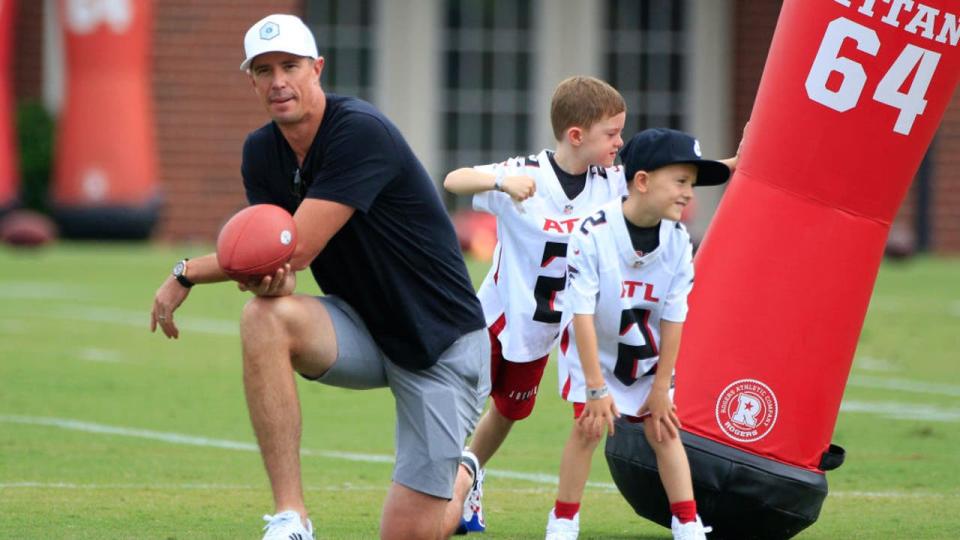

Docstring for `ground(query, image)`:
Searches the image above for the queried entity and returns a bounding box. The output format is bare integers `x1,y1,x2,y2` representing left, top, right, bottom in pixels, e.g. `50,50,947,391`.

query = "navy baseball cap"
619,128,730,187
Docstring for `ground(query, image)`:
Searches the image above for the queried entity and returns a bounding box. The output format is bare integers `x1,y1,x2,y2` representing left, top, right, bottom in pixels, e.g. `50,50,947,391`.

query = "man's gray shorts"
305,295,490,499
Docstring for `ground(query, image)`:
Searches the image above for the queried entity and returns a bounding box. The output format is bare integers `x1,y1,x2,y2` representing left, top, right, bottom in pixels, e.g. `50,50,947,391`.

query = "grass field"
1,243,959,539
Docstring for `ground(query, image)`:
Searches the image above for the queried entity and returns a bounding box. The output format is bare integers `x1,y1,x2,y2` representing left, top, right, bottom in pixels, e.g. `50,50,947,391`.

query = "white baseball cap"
240,14,319,71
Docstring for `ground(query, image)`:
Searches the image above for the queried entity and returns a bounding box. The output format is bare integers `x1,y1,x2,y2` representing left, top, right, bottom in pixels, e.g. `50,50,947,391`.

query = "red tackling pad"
676,0,960,472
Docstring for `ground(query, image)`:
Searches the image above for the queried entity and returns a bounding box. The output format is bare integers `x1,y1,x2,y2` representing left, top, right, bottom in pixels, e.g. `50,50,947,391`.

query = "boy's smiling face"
634,163,698,222
575,112,626,168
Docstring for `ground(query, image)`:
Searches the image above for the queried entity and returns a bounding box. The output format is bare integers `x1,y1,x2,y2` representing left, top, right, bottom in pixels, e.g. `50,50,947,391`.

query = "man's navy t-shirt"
241,94,484,370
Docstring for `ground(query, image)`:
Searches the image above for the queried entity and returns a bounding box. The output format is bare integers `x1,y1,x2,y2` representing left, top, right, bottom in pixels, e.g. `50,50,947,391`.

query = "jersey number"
614,308,658,386
805,17,941,135
532,241,567,323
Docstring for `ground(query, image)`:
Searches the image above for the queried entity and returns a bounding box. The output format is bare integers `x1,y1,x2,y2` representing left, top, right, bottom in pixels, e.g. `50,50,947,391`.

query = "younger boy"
547,128,731,540
442,76,628,534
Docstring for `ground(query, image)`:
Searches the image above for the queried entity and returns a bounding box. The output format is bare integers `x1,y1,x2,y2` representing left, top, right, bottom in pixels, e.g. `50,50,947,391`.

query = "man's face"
249,52,324,125
576,111,626,167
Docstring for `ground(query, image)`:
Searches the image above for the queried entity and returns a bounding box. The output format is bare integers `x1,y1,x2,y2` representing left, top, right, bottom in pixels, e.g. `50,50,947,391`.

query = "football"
216,204,298,281
0,210,58,248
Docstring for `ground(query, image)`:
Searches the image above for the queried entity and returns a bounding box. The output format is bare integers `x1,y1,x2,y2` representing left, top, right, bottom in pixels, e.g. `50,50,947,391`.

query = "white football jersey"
473,149,627,363
558,199,694,415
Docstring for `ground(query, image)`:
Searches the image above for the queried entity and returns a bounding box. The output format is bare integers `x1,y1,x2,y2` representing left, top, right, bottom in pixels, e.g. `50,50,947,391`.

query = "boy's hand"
637,388,680,442
578,394,620,438
238,264,296,297
501,175,536,202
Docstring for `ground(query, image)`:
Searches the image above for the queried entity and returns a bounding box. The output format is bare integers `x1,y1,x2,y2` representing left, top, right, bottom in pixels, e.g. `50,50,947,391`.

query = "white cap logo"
693,139,702,157
280,230,293,245
259,21,279,40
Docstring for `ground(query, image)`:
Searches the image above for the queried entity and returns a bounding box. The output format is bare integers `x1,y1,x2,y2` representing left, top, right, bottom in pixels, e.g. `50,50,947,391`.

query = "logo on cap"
693,139,702,158
260,21,279,40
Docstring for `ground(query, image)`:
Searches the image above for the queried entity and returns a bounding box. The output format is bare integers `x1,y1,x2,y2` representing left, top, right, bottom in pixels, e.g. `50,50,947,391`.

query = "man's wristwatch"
172,258,195,288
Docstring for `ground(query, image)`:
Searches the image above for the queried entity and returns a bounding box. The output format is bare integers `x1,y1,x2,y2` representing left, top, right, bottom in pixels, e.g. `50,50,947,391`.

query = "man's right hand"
151,277,191,339
501,175,536,202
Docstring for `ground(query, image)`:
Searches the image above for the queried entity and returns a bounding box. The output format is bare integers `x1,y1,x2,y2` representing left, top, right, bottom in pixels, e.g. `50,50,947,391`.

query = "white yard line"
0,414,616,490
0,282,93,301
4,482,950,499
77,348,126,363
51,305,239,336
847,375,960,397
839,400,960,422
5,411,960,500
0,481,565,494
830,490,959,499
852,356,901,373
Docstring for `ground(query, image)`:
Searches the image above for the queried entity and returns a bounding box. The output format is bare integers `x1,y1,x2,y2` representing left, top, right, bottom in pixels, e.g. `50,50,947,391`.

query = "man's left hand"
238,263,296,297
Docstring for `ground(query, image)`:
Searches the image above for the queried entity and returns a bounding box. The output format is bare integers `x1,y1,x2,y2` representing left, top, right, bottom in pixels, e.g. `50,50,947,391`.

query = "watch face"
173,261,186,276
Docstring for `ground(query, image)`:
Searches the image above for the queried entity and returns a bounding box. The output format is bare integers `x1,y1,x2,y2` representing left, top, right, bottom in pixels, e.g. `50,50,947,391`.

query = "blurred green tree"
16,101,54,213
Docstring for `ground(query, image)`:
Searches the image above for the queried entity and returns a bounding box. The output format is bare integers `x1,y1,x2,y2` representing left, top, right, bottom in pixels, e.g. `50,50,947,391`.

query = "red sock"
554,500,580,520
670,500,697,524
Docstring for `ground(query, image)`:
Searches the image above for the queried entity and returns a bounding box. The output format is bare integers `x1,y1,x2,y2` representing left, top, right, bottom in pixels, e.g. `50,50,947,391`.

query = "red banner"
0,0,18,211
676,0,960,471
52,0,157,211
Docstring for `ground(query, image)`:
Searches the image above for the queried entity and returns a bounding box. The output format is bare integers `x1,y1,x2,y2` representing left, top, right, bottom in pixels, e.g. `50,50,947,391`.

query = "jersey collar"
609,202,673,269
537,149,603,213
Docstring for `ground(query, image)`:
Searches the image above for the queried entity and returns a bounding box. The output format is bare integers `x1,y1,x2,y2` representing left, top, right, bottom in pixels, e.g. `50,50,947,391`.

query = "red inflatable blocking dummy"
0,0,19,214
51,0,159,238
679,0,960,473
608,1,960,538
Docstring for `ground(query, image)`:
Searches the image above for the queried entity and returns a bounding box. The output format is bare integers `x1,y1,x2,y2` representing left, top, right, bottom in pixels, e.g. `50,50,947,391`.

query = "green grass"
1,244,959,538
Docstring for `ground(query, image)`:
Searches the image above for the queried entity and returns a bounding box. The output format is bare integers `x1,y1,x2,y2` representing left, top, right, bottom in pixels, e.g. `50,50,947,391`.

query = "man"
150,14,489,540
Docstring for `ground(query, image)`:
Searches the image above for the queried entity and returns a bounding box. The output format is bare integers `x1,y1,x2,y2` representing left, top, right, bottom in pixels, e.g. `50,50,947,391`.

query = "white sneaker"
460,467,486,532
545,509,579,540
262,510,314,540
671,514,712,540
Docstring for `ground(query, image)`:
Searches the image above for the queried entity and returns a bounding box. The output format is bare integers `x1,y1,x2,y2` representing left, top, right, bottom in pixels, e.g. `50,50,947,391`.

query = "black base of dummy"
52,197,161,240
605,419,844,540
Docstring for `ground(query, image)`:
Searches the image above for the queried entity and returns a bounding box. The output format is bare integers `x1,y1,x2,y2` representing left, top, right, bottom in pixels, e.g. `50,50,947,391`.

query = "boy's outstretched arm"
638,320,683,442
718,122,748,173
443,167,536,202
573,313,620,438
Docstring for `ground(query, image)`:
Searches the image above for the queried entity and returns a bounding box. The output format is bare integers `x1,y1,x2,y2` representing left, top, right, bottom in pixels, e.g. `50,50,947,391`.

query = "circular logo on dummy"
715,379,778,443
280,230,293,245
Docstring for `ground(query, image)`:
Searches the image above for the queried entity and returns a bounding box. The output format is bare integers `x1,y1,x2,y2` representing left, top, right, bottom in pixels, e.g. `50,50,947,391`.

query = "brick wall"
732,0,960,253
152,0,302,242
934,97,960,252
732,0,780,152
12,0,44,102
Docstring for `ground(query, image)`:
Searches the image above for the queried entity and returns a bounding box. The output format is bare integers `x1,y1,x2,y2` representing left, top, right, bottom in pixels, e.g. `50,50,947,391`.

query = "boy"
547,128,732,540
442,76,628,533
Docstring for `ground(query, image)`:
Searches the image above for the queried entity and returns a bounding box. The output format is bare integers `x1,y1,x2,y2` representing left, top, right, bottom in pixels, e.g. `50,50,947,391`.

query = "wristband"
586,385,609,401
492,167,506,192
